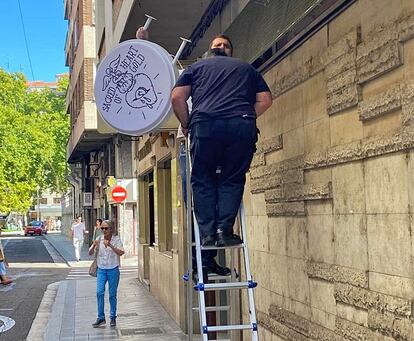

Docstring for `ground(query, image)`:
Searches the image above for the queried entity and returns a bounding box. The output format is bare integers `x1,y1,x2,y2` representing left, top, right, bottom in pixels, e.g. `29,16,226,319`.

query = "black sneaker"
216,232,243,247
92,318,106,328
205,261,231,276
110,318,116,327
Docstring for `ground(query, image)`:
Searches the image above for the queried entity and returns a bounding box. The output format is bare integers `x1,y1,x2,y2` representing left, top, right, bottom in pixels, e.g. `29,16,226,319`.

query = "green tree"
0,68,69,213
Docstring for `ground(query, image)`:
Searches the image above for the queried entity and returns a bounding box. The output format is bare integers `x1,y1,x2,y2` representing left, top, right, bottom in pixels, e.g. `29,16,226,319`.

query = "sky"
0,1,68,82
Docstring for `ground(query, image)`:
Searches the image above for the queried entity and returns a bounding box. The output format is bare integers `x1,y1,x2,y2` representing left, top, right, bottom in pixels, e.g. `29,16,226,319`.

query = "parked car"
24,220,47,236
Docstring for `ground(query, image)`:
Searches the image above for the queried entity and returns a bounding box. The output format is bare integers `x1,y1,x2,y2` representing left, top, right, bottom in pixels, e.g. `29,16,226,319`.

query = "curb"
42,234,71,267
26,281,62,341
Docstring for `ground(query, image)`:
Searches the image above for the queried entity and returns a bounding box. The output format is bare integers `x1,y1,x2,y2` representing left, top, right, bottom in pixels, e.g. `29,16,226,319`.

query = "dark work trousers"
190,116,257,240
179,142,217,267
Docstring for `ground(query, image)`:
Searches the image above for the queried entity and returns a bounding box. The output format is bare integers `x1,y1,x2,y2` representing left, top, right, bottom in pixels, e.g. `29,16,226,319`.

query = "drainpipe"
66,173,81,218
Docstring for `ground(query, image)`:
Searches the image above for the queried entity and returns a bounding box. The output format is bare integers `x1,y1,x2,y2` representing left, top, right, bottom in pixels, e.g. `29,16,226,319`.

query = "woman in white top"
88,220,124,328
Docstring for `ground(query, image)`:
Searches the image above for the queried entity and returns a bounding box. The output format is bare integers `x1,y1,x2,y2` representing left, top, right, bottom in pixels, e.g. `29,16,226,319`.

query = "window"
53,198,61,204
157,159,173,252
224,0,355,72
139,171,155,247
148,172,155,246
40,198,48,205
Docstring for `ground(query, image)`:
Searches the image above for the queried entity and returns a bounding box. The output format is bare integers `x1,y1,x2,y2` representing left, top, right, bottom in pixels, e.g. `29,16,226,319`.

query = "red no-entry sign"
111,185,127,203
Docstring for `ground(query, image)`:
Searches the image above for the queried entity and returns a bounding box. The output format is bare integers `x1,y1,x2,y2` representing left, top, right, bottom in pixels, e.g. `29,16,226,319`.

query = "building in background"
26,73,67,93
28,189,62,229
26,80,58,92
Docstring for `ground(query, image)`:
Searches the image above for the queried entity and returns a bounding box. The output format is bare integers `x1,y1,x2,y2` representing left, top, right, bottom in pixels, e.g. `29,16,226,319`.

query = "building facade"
64,0,414,340
29,190,62,222
233,1,414,340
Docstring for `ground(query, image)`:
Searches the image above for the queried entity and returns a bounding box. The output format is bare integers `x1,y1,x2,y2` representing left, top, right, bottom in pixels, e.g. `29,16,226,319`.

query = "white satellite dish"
94,39,179,136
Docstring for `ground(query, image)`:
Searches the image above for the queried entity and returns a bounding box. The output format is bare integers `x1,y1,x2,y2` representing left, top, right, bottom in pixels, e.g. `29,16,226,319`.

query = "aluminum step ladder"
182,138,259,341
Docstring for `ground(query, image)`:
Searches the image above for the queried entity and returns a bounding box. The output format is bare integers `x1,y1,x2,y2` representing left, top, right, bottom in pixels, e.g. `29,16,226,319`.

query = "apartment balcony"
66,102,113,163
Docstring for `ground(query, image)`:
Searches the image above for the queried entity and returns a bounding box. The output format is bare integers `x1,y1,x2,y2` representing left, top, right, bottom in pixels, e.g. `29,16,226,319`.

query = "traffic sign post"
111,185,127,203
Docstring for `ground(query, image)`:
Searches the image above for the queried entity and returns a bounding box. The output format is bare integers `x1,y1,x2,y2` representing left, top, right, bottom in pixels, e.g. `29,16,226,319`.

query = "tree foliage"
0,68,70,213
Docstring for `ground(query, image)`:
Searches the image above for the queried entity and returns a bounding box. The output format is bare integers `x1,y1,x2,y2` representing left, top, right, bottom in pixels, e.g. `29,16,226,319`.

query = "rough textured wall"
118,203,135,257
244,1,414,340
112,0,123,30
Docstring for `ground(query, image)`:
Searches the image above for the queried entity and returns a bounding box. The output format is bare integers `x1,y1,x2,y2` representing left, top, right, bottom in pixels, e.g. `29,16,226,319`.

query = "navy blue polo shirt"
174,56,270,126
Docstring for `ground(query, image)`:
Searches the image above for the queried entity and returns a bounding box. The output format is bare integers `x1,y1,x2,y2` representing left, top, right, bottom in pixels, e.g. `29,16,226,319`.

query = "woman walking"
88,220,124,327
93,218,103,240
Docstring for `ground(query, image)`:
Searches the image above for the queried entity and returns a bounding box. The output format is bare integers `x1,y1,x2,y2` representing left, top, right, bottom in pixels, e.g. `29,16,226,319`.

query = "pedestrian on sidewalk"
56,218,62,230
0,231,13,285
71,216,86,261
93,218,103,240
89,220,125,328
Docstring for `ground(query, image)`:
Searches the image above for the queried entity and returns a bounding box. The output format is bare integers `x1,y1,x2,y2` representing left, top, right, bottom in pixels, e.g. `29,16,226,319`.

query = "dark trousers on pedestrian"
190,116,257,240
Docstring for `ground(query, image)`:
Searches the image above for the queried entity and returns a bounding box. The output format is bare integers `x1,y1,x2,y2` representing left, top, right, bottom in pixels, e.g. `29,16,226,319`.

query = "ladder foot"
248,280,258,288
194,283,205,291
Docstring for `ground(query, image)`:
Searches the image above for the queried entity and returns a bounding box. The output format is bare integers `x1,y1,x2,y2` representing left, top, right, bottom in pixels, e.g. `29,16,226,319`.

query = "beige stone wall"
148,245,181,324
136,134,186,326
245,1,414,340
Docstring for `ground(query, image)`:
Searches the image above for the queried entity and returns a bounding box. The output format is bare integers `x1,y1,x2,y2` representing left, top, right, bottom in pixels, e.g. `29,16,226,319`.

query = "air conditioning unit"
90,152,99,164
83,192,92,206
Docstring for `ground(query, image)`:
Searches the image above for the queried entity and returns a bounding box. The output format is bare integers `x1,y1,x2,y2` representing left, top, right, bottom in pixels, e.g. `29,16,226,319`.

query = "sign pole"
122,201,126,238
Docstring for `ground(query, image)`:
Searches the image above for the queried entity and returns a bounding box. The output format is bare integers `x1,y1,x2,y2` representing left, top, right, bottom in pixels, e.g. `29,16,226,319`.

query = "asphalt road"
0,234,69,341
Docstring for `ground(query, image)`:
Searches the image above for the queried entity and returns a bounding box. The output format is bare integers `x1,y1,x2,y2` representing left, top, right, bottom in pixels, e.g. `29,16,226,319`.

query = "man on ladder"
171,34,272,254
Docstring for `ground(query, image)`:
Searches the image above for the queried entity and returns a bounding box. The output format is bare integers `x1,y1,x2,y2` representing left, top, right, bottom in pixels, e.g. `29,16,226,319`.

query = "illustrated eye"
136,87,149,97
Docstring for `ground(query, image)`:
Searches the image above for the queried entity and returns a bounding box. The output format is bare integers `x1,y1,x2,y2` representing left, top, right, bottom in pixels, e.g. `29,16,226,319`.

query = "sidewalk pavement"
27,232,187,340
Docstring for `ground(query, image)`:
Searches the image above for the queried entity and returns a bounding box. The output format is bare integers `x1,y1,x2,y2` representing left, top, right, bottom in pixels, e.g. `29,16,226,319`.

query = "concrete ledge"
368,310,413,341
357,23,401,84
334,283,412,318
26,281,63,341
265,183,331,203
304,127,414,170
359,84,402,122
257,310,311,341
307,261,368,288
335,316,376,340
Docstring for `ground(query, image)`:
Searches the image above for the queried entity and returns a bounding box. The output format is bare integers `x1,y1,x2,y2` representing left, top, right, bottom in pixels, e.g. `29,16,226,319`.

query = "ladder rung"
204,281,255,291
207,273,232,281
201,244,244,250
207,324,254,332
191,242,245,250
193,305,230,312
192,273,232,283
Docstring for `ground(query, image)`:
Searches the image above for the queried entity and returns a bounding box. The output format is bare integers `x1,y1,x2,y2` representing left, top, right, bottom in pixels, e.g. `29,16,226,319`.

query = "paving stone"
27,233,187,341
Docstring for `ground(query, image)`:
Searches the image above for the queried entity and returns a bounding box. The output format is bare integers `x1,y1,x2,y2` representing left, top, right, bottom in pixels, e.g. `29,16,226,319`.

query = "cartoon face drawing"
125,73,158,109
